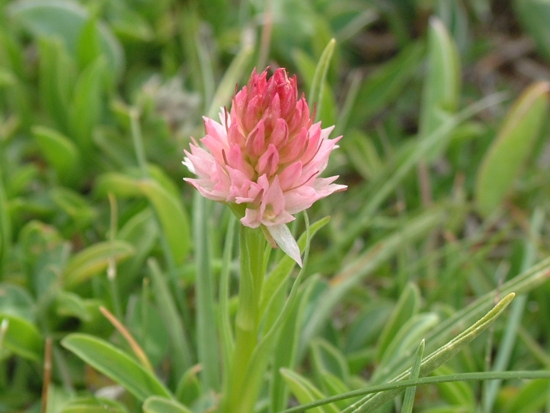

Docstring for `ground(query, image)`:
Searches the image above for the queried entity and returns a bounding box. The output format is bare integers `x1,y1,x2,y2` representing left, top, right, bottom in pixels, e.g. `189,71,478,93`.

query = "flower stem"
224,226,266,412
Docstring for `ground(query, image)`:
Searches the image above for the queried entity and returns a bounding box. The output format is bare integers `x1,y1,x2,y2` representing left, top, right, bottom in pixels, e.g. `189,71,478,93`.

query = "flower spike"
184,68,346,266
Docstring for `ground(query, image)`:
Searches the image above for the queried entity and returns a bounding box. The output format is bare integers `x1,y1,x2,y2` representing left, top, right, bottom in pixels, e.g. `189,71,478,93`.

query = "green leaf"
377,255,550,388
347,294,516,412
54,290,92,321
63,240,134,288
137,180,191,265
0,172,10,267
37,37,73,132
401,340,425,413
301,209,445,360
280,368,340,413
0,314,43,361
433,365,475,408
475,81,549,216
345,302,393,354
95,173,191,265
175,366,202,407
49,187,96,229
269,287,307,413
423,408,469,413
376,283,420,362
69,57,106,153
336,93,507,251
32,126,81,184
377,313,439,374
0,68,15,87
148,259,193,377
76,17,101,70
309,38,336,121
143,396,192,413
293,48,337,126
422,407,470,413
207,44,254,118
0,283,35,322
147,165,181,200
260,216,330,322
60,396,128,413
282,295,520,413
341,130,383,181
94,172,142,198
127,297,169,368
419,16,461,160
108,6,154,42
116,208,159,290
319,371,354,410
514,0,550,63
8,0,124,78
282,372,550,413
62,334,172,402
192,194,219,390
348,41,424,126
310,339,350,383
501,379,549,413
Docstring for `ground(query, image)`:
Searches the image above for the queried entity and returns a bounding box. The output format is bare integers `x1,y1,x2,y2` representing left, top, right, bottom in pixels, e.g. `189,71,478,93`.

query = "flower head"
184,68,346,265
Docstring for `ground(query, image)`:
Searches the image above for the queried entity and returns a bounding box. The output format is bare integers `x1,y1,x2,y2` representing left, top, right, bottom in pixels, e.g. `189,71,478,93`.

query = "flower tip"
182,157,196,174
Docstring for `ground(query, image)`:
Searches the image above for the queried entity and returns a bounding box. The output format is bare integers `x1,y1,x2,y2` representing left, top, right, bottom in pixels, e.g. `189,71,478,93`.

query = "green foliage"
2,0,550,412
61,334,172,401
418,17,461,160
475,82,550,216
514,0,550,63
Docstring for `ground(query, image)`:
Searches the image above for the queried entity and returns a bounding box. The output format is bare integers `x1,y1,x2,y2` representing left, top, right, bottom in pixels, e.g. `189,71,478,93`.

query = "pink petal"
256,144,280,177
278,161,302,190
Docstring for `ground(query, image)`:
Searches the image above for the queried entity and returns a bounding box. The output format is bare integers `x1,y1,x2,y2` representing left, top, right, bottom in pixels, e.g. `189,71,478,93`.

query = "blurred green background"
2,0,550,412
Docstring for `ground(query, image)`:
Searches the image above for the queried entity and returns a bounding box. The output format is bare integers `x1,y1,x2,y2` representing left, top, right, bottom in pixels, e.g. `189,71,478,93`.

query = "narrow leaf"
309,38,336,121
401,340,425,413
192,193,220,390
345,294,516,412
69,57,106,152
348,41,424,126
143,396,192,413
475,82,550,216
61,334,172,402
137,179,191,265
280,368,339,413
0,314,43,361
419,17,461,159
281,371,550,413
63,241,134,288
207,44,254,118
94,172,142,198
148,259,193,377
32,126,80,183
376,283,420,362
260,216,330,320
8,0,124,78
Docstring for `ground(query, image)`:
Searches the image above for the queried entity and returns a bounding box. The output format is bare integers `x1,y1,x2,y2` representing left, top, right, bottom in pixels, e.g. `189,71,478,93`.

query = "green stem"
224,226,266,413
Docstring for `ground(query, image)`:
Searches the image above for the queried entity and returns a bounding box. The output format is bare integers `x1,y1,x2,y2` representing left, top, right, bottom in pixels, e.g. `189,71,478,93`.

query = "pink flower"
184,68,346,265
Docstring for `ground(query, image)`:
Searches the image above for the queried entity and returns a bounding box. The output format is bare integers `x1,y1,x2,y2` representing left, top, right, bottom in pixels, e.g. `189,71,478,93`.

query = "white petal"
182,157,196,174
266,224,302,267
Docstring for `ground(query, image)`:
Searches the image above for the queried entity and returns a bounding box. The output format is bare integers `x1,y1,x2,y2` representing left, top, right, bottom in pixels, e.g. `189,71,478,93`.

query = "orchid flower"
184,68,346,265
